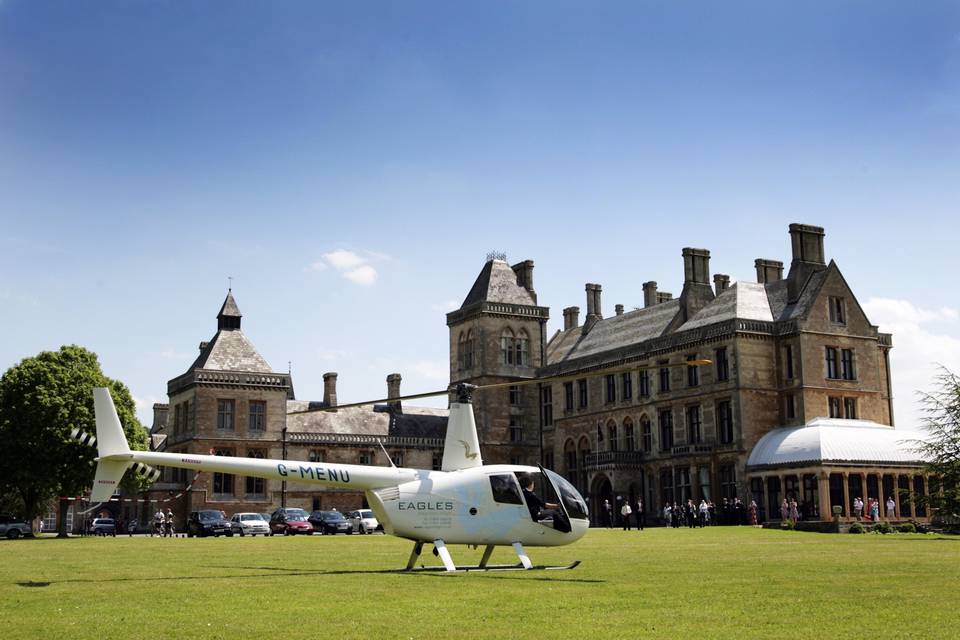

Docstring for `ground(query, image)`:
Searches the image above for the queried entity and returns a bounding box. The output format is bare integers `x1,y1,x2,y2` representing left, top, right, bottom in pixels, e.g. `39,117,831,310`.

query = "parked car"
0,514,31,539
308,510,352,535
345,509,381,534
230,512,271,537
269,508,314,536
88,517,117,536
187,510,233,537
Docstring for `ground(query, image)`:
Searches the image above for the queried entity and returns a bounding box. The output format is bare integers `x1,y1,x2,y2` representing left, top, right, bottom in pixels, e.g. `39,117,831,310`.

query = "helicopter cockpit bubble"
543,468,589,521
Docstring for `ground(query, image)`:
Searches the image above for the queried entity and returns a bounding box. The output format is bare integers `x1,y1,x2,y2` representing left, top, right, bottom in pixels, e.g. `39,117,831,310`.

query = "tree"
0,345,149,535
916,367,960,521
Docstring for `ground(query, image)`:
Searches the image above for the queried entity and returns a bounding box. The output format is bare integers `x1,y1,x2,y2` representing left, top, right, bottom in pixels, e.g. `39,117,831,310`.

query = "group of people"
661,498,760,528
151,508,176,537
852,496,897,522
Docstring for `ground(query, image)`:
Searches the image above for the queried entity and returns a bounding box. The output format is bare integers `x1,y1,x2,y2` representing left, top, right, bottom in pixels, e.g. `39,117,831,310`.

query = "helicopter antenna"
377,439,396,468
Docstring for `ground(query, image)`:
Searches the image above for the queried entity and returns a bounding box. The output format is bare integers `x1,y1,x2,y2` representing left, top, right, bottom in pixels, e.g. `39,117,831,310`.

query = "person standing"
780,499,789,522
886,497,896,519
854,497,864,521
621,501,632,531
698,500,709,528
748,500,759,526
870,498,880,522
603,500,613,528
635,498,645,531
153,509,165,537
789,498,799,522
164,509,175,537
127,518,137,537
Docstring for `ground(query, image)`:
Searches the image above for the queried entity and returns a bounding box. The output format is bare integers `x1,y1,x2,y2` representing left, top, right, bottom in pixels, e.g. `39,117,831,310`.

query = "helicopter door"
536,465,573,533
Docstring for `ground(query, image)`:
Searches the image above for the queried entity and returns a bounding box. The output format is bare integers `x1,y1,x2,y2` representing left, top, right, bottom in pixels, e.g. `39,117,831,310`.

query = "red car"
269,508,314,535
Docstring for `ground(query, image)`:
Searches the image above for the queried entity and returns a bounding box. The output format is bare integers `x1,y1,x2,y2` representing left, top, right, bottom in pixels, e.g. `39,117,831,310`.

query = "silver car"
230,512,271,537
0,514,32,539
345,509,381,534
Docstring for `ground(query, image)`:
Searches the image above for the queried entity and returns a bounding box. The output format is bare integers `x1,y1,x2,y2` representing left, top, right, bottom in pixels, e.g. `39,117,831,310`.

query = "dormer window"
829,297,846,325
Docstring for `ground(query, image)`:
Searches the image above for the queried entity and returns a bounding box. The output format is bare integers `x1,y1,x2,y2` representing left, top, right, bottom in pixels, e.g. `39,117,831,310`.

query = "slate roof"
188,329,274,373
460,260,535,309
286,401,448,439
680,281,773,330
545,264,838,366
746,418,930,468
218,290,242,319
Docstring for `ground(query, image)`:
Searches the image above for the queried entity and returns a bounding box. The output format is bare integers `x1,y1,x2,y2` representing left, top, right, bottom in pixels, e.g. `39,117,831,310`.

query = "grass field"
2,528,959,639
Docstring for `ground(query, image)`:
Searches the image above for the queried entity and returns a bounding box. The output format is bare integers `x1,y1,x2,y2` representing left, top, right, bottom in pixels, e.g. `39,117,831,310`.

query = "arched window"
564,439,577,484
500,329,515,365
577,436,591,492
640,415,652,453
607,420,618,452
457,332,466,371
464,330,474,369
515,330,530,366
623,417,635,452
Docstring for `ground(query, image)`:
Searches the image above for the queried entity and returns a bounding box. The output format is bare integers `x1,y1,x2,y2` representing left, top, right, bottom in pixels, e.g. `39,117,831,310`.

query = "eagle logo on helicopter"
85,361,706,572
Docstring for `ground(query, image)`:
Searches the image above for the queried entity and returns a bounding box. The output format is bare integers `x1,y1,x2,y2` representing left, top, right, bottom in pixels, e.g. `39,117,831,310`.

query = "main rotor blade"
472,359,713,392
287,359,713,413
287,388,451,414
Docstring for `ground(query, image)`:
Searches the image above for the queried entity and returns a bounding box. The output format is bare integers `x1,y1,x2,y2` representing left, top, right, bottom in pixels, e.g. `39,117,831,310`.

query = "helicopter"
88,360,709,572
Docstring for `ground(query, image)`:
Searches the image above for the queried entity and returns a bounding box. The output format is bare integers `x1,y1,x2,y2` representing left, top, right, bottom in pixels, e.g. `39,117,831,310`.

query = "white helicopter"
89,362,707,572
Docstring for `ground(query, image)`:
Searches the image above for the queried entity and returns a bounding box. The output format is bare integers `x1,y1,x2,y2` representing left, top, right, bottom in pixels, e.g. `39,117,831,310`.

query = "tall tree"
0,345,148,535
916,368,960,521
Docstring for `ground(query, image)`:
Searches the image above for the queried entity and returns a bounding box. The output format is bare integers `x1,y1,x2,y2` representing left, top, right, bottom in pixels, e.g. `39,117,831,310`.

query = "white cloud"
323,249,367,270
864,297,960,431
308,248,386,287
343,264,378,286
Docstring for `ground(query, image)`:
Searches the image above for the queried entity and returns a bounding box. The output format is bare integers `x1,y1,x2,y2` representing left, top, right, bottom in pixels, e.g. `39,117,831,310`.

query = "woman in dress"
748,500,758,526
789,498,800,522
780,498,789,521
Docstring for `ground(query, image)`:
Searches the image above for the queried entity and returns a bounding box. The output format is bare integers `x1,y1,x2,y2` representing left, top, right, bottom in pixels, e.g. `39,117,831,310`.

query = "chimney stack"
511,260,536,303
323,372,338,408
679,247,715,321
755,259,784,284
615,304,624,316
657,291,674,304
643,281,658,308
786,223,827,301
563,306,580,330
713,274,730,296
387,373,402,413
584,284,603,331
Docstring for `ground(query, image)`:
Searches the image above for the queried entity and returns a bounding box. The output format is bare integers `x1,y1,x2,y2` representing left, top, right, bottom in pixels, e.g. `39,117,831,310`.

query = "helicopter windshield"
544,468,589,520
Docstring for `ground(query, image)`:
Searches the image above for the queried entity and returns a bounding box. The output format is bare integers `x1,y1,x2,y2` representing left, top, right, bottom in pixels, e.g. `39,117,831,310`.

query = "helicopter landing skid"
403,540,580,572
403,560,581,573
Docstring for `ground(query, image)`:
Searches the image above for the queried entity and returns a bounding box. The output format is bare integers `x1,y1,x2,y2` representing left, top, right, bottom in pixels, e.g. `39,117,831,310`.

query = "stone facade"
450,223,894,523
146,291,447,528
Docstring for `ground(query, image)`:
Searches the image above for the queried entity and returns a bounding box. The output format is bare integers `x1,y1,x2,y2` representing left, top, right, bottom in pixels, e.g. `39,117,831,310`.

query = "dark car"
0,514,32,539
88,517,117,536
187,510,233,538
308,510,352,535
269,508,314,536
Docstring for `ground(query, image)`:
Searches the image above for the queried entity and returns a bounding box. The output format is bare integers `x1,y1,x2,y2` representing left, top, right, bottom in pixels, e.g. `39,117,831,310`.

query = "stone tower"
446,257,550,465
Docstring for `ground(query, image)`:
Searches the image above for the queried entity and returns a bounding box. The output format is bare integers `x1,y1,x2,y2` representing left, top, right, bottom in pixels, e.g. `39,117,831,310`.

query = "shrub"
849,522,866,534
898,522,917,534
781,519,796,530
873,522,894,534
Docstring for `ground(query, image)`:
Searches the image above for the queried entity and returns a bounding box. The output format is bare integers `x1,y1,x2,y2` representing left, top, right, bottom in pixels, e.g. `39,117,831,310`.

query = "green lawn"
1,528,958,639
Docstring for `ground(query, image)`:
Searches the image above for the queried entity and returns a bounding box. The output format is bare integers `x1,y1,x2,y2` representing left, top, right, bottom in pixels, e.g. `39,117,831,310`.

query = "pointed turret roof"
217,290,242,330
459,260,536,309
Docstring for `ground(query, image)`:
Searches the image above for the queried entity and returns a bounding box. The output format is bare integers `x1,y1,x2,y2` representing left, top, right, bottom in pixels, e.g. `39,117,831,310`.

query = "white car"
345,509,381,534
230,512,271,537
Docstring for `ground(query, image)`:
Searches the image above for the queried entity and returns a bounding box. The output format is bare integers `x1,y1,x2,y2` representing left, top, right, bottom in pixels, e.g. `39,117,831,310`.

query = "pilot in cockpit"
519,473,561,523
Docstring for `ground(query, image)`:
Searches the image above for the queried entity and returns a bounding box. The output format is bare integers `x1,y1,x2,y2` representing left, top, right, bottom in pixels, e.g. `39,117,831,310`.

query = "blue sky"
1,1,958,430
